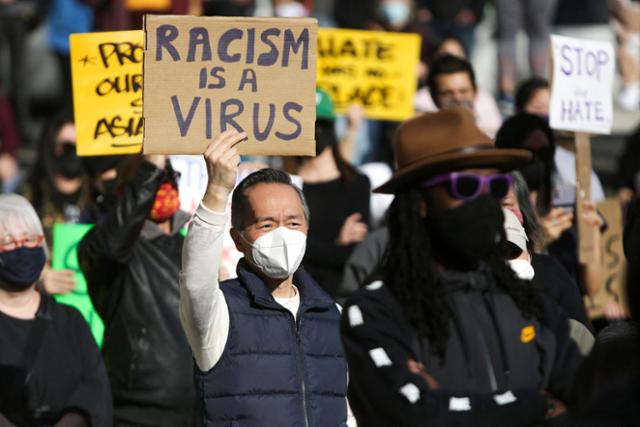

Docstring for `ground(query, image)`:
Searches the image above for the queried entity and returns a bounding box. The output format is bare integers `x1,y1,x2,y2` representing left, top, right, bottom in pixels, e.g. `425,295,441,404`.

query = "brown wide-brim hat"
375,107,533,194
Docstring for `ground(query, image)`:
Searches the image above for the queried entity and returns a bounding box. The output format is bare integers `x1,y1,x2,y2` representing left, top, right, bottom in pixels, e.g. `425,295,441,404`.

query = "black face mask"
53,143,84,179
426,194,505,271
0,247,46,290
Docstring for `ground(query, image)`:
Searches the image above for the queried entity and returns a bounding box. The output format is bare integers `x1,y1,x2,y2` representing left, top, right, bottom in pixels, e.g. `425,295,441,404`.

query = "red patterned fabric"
149,182,180,223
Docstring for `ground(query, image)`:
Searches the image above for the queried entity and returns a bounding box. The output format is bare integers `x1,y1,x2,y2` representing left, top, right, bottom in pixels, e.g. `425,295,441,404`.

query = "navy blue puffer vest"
195,260,348,427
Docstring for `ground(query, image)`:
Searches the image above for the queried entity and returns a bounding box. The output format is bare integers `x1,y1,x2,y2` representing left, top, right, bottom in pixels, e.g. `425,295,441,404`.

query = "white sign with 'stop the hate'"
549,35,615,135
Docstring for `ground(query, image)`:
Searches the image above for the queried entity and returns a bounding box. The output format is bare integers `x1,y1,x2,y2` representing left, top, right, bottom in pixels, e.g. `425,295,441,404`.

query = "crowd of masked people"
2,1,640,427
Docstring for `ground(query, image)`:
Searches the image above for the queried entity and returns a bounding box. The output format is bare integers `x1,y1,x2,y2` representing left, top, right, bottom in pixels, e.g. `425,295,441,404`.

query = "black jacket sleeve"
533,254,593,333
78,161,163,314
541,296,584,405
62,308,112,427
341,288,547,427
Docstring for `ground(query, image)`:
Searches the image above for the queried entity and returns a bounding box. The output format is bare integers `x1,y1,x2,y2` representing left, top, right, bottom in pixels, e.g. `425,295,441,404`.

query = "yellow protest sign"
70,30,144,156
143,15,318,156
125,0,170,11
316,28,421,121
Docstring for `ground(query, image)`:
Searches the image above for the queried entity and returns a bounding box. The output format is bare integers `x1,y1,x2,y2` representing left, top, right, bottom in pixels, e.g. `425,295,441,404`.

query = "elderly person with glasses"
0,194,111,427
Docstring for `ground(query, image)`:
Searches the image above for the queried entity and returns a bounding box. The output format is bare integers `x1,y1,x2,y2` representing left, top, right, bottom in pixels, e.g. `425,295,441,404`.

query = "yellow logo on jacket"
520,325,536,343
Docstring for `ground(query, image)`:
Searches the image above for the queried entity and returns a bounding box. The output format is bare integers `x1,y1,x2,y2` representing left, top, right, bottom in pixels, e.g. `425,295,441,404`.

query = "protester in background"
23,115,88,296
495,114,605,298
81,0,195,31
25,114,87,241
0,91,21,193
425,54,502,136
46,0,93,112
202,0,253,16
78,155,196,427
494,0,558,115
272,0,307,17
293,90,371,301
415,0,485,55
562,196,640,426
333,0,377,29
616,124,640,207
180,130,354,426
515,77,550,116
0,194,111,427
342,108,581,426
0,0,48,140
81,155,124,224
503,173,593,333
610,0,640,111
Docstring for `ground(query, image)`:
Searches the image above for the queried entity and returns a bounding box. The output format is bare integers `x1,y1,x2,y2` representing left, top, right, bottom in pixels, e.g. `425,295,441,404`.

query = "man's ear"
230,228,244,253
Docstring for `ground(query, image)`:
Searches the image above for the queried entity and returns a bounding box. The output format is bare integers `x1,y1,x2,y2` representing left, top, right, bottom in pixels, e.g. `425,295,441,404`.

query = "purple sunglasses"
422,172,513,201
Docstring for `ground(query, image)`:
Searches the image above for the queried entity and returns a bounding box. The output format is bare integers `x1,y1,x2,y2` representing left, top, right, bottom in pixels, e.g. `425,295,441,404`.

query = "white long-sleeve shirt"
179,202,356,425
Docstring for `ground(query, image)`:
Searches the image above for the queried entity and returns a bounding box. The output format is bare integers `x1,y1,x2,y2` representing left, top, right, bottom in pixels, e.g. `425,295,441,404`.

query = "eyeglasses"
0,235,45,252
422,172,512,201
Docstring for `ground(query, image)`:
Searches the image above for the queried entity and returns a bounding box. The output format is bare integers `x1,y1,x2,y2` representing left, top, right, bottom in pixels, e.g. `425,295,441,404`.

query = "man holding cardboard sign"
180,130,352,426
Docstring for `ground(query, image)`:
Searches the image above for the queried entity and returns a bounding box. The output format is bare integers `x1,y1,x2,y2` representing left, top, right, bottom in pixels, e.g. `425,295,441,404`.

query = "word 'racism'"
155,25,310,142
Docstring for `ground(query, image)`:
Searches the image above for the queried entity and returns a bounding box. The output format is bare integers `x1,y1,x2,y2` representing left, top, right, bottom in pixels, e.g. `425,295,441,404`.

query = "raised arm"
179,130,246,372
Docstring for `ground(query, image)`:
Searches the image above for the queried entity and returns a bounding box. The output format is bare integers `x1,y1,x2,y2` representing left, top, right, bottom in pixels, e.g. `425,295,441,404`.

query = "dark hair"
315,119,359,185
231,168,310,231
427,54,476,106
515,77,549,113
28,111,76,211
495,113,555,214
434,35,468,59
510,172,543,252
382,188,544,361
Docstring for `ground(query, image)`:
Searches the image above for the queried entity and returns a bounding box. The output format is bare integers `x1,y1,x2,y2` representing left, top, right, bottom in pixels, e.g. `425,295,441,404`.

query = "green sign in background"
52,223,104,346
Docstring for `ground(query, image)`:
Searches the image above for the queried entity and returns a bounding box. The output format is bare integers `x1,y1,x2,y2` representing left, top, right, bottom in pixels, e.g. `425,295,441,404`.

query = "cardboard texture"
585,199,628,319
52,224,104,346
143,15,318,156
316,28,420,121
549,35,615,135
70,30,144,156
576,132,596,264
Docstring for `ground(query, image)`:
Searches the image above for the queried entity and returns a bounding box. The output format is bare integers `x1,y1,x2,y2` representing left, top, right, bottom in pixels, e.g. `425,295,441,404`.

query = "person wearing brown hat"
340,107,583,426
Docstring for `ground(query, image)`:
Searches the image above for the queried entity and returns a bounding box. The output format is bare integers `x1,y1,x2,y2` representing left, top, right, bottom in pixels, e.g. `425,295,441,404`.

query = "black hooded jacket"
342,265,582,426
78,161,195,426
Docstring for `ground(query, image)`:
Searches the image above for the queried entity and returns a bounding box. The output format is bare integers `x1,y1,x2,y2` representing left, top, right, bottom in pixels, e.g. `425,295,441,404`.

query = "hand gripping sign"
143,15,318,156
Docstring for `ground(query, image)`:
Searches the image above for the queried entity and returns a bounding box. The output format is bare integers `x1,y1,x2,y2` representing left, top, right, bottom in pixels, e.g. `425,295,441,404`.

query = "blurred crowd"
1,0,640,426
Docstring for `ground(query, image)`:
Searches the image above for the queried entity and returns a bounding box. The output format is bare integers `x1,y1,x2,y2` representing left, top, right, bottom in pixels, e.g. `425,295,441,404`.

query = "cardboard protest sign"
549,35,615,135
585,199,628,319
143,15,318,156
70,31,144,156
52,224,104,346
316,28,420,121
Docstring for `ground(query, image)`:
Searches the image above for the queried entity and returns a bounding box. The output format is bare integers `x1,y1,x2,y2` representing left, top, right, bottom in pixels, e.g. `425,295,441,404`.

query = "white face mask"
242,227,307,279
381,2,410,27
508,259,535,281
275,3,307,18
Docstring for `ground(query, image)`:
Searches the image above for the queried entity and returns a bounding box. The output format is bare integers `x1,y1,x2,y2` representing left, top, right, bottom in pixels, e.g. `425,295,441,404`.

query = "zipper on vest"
291,314,310,427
